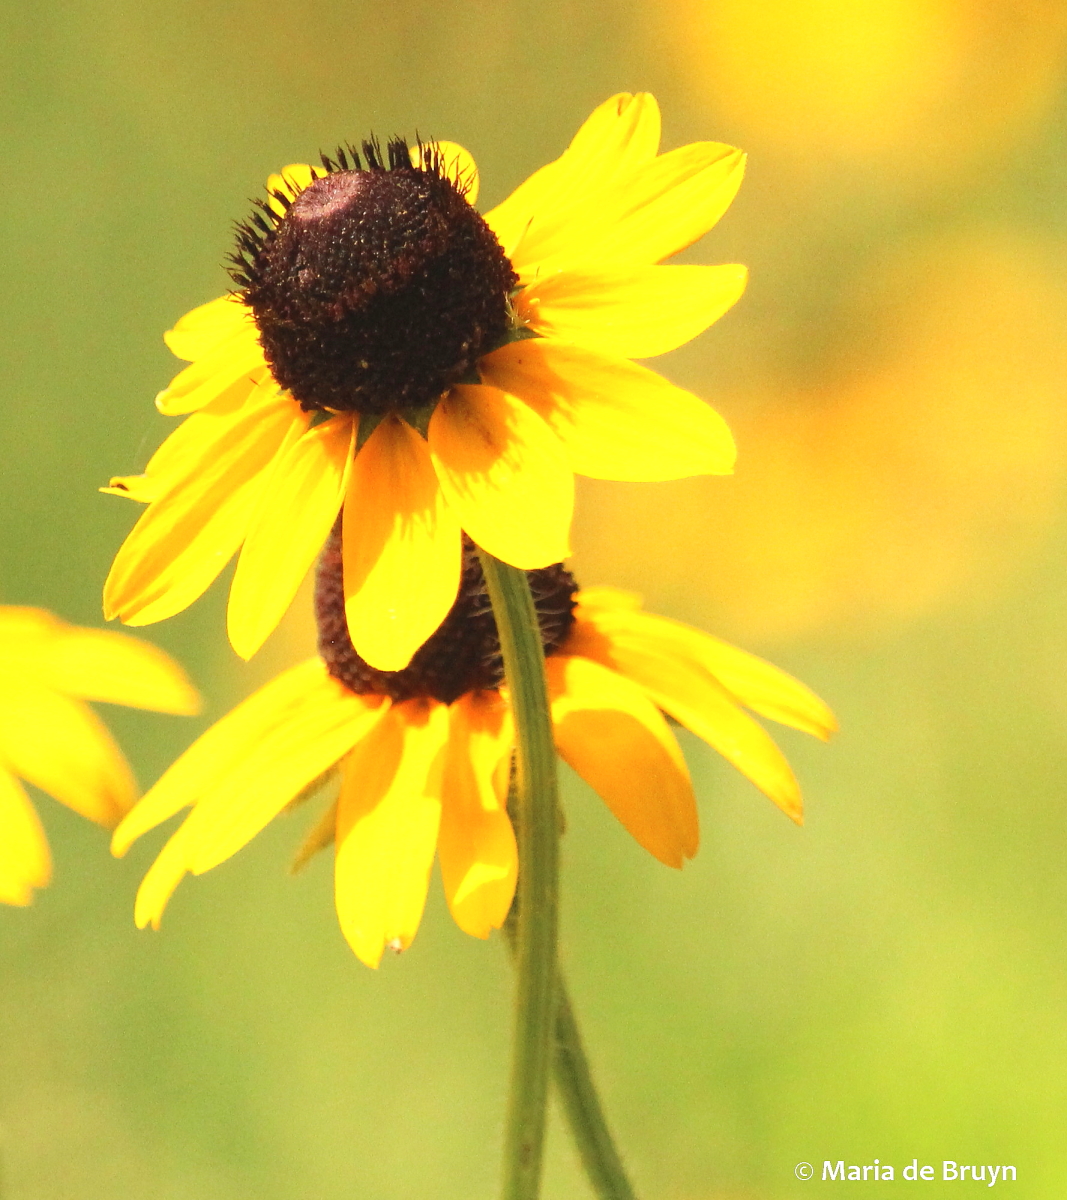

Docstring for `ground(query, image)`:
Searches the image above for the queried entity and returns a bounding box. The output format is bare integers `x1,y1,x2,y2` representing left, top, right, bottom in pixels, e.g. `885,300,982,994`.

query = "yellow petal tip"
778,795,804,824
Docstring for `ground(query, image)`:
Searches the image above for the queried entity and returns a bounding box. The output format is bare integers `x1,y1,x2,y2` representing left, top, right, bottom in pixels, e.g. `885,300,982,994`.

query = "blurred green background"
3,0,1067,1196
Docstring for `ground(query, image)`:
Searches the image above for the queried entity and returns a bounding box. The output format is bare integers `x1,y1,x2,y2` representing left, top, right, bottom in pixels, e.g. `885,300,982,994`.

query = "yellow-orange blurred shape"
658,0,1067,167
574,230,1067,641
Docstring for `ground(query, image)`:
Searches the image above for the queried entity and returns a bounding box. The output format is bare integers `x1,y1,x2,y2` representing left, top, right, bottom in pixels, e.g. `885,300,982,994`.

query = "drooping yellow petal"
513,142,746,277
410,140,480,204
428,384,573,568
438,691,517,938
573,605,837,740
479,339,736,480
290,798,339,875
163,294,256,362
567,614,805,821
0,687,135,827
334,699,450,968
182,687,386,876
228,415,356,660
518,263,748,360
43,626,200,715
104,393,307,627
546,655,697,866
266,163,326,214
486,93,660,259
104,372,274,502
113,659,335,855
342,417,462,672
155,326,267,416
133,822,193,929
117,661,383,875
0,766,51,906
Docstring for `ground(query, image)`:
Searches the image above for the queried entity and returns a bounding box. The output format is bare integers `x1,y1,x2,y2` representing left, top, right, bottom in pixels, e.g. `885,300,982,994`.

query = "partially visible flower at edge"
111,577,835,969
0,607,199,906
102,92,747,674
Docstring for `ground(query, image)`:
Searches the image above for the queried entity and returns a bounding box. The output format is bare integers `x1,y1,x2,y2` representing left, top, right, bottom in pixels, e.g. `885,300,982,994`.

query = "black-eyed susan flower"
111,532,833,968
0,606,199,906
103,93,747,673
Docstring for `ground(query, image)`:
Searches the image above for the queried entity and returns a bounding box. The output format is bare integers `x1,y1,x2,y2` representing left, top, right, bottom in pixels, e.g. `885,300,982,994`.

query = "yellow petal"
43,627,200,715
133,822,193,929
104,393,308,627
0,687,135,826
546,655,697,866
113,658,334,855
228,415,356,660
121,662,384,874
104,373,274,503
163,294,256,362
574,605,837,740
157,366,277,421
567,613,804,821
183,690,386,876
0,609,198,717
0,766,51,905
486,93,660,259
290,798,339,874
518,263,747,360
428,384,573,568
103,369,272,496
514,142,746,277
155,327,267,416
410,140,480,204
341,417,462,671
0,606,61,653
438,691,517,938
100,475,161,503
479,339,736,480
572,586,642,612
564,92,661,182
334,699,450,968
266,162,326,214
0,610,57,684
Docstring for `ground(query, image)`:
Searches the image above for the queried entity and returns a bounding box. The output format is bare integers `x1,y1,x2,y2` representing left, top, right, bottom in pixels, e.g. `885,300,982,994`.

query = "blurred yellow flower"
657,0,1067,172
576,228,1067,641
103,93,745,673
112,568,833,969
0,607,199,906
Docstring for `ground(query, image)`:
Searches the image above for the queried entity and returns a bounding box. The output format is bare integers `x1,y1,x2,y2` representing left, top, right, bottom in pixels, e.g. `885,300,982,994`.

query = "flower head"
112,542,833,968
0,607,199,906
103,94,747,672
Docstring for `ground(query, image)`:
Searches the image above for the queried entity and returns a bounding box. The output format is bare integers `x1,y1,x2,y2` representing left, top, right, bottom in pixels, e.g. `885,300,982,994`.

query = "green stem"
501,910,639,1200
552,982,638,1200
479,548,559,1200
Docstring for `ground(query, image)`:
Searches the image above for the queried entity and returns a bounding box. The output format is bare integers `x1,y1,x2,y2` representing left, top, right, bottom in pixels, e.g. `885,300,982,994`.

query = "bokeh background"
3,1,1067,1196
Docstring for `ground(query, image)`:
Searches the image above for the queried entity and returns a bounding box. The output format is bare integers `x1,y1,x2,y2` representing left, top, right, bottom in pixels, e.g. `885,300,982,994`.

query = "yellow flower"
103,93,747,672
112,569,833,969
0,607,199,906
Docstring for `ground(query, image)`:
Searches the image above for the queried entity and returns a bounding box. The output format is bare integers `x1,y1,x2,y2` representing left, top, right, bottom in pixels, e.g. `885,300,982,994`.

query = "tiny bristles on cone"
316,522,577,705
231,137,517,417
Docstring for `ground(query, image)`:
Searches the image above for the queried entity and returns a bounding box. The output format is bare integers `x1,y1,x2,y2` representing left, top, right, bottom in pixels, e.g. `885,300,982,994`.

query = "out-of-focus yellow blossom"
0,607,199,906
